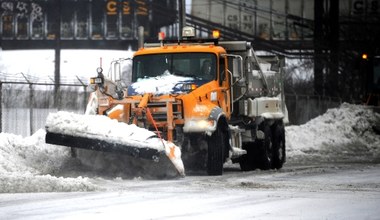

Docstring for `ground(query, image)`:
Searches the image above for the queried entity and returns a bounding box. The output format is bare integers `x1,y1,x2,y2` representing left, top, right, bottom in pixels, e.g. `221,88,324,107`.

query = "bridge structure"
0,0,177,50
1,0,380,102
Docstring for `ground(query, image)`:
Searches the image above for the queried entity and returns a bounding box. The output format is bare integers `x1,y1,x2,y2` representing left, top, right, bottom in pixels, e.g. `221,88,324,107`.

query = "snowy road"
1,162,380,220
1,104,380,219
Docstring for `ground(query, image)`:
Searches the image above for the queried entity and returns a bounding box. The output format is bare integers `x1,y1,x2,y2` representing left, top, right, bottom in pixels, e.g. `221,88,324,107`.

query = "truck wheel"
207,124,226,175
271,122,286,169
257,122,273,170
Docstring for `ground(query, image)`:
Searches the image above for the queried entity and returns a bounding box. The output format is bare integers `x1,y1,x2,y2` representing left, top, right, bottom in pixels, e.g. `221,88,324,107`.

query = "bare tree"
284,58,315,95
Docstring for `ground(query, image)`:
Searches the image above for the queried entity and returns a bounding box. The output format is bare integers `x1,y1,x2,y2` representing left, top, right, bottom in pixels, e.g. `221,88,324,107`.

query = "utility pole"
178,0,186,38
328,0,339,97
54,0,61,109
314,0,324,96
314,0,340,97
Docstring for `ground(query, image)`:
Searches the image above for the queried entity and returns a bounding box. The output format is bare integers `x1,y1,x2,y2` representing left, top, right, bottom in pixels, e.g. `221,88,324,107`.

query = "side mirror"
232,56,243,78
220,54,243,87
223,54,243,78
110,58,132,83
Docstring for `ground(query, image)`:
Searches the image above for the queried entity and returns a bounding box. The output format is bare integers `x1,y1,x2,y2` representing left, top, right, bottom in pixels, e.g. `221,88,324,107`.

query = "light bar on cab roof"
182,26,195,38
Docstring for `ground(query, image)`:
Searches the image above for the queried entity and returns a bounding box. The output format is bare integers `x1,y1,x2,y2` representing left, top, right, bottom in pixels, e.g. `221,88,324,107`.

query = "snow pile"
131,71,194,95
286,103,380,163
0,130,98,193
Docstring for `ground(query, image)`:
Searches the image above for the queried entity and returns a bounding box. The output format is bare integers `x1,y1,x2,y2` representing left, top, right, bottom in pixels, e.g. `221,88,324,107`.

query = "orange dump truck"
46,27,287,176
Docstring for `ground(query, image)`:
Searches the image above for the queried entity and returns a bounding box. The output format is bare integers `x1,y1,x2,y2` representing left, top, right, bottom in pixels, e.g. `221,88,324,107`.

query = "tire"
271,122,286,169
207,124,226,175
257,122,273,170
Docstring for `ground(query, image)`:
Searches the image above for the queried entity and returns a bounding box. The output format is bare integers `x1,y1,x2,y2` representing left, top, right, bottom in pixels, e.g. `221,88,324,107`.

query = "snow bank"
286,103,380,163
0,130,98,193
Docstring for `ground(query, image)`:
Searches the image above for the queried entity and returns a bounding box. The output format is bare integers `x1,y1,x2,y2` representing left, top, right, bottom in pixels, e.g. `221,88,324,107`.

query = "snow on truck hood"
128,71,207,96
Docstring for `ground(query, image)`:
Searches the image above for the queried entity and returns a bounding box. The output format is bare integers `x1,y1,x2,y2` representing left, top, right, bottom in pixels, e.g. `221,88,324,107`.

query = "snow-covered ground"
0,49,133,81
1,163,380,220
0,103,379,193
0,103,380,219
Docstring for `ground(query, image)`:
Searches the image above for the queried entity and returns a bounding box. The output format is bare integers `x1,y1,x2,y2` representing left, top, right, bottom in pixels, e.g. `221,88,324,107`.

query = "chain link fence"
0,79,88,136
0,80,343,137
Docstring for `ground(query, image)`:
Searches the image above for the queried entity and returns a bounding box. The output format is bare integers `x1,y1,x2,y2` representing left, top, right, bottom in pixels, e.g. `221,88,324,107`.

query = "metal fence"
0,80,88,137
0,81,343,137
285,94,343,125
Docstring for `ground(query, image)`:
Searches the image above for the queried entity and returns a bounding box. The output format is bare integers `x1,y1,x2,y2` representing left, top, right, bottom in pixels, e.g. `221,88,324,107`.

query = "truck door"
218,56,232,118
223,54,244,116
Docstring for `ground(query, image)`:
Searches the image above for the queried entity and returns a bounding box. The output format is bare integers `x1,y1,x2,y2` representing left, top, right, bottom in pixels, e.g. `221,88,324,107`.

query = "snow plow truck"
46,27,287,177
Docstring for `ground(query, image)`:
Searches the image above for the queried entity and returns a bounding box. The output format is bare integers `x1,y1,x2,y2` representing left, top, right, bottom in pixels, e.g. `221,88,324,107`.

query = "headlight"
183,119,216,133
90,77,103,84
182,83,197,91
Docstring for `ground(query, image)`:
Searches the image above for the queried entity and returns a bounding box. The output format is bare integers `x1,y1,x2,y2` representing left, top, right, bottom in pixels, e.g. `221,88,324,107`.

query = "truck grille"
146,101,183,122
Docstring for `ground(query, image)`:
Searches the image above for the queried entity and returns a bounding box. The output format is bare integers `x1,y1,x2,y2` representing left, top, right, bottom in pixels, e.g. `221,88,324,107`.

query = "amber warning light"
212,30,220,39
362,53,368,60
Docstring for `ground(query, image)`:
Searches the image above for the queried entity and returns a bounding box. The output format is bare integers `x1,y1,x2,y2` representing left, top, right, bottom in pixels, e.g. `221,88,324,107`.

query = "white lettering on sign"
16,2,28,18
31,3,43,22
1,2,13,12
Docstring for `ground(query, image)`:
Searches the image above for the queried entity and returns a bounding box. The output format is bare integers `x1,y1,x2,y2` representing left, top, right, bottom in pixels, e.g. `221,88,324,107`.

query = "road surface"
1,162,379,219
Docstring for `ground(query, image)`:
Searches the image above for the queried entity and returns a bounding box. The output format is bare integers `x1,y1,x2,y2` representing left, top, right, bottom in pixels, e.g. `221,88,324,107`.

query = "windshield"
132,53,216,82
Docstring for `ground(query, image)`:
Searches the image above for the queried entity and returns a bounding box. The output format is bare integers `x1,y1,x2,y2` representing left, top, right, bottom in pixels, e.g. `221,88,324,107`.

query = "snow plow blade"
45,132,162,160
45,111,185,178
